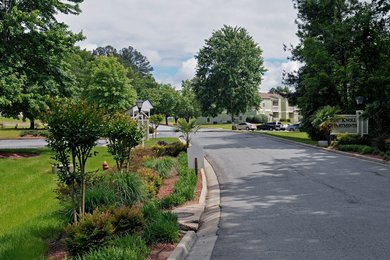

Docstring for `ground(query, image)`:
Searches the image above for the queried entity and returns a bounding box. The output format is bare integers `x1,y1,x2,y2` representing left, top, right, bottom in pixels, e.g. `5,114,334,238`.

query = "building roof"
260,93,283,100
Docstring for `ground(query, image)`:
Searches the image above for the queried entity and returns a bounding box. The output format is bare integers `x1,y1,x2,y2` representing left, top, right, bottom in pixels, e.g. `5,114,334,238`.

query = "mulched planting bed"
0,152,38,159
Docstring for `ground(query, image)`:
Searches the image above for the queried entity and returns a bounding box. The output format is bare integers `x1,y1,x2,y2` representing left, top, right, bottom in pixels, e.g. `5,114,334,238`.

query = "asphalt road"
192,131,390,259
0,125,179,149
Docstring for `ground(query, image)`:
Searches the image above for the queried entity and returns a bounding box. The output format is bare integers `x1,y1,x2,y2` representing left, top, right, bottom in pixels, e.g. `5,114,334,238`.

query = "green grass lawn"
0,147,114,259
259,131,317,145
0,129,22,139
200,124,233,130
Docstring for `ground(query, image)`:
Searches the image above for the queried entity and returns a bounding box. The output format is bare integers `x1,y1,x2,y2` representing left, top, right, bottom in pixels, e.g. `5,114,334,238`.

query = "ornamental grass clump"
142,156,176,179
79,235,149,260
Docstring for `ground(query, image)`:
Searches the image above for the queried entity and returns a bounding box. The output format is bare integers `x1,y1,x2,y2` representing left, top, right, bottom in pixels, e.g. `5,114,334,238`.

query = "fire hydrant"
102,161,109,171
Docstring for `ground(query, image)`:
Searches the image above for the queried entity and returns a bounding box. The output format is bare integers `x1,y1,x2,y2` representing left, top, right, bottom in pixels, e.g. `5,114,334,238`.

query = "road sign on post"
188,143,204,173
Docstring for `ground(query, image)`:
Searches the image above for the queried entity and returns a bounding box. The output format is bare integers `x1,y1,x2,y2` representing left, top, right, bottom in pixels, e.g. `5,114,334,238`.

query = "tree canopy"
83,56,137,113
287,0,390,140
193,25,266,122
175,80,201,122
0,0,84,128
93,45,153,77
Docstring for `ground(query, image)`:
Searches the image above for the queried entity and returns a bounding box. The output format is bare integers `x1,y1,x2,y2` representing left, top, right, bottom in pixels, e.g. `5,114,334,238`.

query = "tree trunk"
165,115,168,125
29,120,35,129
231,113,235,130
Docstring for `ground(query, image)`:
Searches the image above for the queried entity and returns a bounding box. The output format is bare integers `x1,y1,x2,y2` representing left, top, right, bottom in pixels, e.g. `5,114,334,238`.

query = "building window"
272,101,278,106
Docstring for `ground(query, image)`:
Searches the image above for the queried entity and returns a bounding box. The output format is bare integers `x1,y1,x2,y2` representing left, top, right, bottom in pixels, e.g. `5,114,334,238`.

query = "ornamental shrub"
152,141,187,157
336,134,367,145
110,205,145,235
65,210,115,255
136,167,162,197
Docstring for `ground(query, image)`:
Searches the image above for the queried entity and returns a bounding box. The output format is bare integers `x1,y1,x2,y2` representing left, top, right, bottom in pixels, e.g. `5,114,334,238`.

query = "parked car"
257,122,276,130
287,123,300,131
274,121,284,131
235,122,256,131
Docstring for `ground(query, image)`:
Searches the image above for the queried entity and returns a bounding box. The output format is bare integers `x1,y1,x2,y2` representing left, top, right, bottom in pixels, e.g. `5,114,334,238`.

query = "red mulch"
157,170,180,199
0,152,38,159
47,239,67,260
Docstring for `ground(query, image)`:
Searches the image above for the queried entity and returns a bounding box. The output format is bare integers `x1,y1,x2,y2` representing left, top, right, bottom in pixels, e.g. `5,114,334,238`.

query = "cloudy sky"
59,0,301,92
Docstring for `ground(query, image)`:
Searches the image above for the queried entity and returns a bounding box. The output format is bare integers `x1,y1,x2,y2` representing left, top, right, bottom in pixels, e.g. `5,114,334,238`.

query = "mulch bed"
0,152,38,159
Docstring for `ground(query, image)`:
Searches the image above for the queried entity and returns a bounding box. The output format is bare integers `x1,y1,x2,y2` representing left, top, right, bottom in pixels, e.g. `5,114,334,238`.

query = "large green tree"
0,0,83,128
92,45,153,77
147,84,179,125
175,80,201,122
287,0,390,140
193,25,266,123
83,56,137,113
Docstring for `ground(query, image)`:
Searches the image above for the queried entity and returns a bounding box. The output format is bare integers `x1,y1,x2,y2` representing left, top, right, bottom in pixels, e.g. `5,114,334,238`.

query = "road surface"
191,130,390,259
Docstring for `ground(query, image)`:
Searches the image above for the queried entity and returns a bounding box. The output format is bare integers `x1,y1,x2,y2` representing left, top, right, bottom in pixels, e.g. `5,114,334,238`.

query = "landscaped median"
0,138,204,259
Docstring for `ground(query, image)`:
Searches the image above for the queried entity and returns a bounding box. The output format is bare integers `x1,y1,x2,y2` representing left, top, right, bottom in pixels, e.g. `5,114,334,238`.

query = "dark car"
257,122,277,130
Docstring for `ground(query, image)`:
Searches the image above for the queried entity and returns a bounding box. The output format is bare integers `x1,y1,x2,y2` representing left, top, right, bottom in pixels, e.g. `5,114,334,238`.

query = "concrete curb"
186,157,221,260
168,157,221,260
256,132,390,166
167,231,197,260
168,160,209,260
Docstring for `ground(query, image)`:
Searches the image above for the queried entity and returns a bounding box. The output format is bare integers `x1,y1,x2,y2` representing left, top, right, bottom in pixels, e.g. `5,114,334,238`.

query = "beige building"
196,93,300,124
260,93,300,123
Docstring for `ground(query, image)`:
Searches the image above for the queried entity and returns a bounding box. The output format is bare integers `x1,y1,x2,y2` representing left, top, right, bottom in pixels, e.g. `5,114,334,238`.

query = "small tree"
105,113,143,170
46,99,105,222
175,119,200,148
149,114,164,139
312,106,340,146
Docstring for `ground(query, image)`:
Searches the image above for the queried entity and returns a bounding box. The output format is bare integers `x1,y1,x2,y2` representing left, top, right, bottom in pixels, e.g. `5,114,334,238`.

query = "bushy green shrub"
105,113,143,170
66,205,146,256
152,141,187,157
107,171,148,206
110,205,145,235
336,134,367,145
252,114,268,123
142,156,176,179
144,211,179,245
79,235,149,260
137,167,162,197
65,211,115,255
159,152,197,209
245,116,253,122
337,144,385,157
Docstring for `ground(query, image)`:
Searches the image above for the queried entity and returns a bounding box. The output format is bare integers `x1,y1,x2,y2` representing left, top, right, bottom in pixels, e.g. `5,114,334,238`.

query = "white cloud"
175,57,197,84
261,60,302,93
58,0,300,87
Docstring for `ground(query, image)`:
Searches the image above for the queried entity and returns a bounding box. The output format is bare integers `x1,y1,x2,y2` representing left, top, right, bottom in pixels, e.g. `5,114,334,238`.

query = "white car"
236,122,256,131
